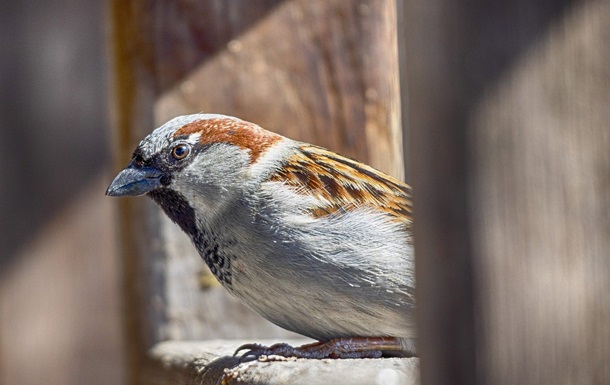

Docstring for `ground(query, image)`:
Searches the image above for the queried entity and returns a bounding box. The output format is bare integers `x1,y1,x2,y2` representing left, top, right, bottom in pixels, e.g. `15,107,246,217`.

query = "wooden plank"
109,1,406,383
109,2,158,384
402,1,610,384
143,340,419,385
154,0,403,178
402,0,477,382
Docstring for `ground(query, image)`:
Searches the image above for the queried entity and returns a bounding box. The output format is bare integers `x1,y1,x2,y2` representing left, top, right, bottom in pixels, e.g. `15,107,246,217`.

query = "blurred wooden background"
2,1,609,385
110,1,403,383
0,1,124,385
403,1,610,384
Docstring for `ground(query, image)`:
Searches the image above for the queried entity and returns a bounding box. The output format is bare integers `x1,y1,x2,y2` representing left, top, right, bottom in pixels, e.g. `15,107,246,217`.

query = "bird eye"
171,143,191,160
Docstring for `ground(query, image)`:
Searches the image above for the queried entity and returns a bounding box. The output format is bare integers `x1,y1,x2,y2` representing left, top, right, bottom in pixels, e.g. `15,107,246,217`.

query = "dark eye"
171,143,191,160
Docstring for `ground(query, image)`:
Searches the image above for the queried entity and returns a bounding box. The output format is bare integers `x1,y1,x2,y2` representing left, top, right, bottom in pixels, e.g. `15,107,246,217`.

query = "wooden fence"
109,0,610,384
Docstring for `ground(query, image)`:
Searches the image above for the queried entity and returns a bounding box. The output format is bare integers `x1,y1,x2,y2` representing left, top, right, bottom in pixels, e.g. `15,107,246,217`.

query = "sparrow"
106,114,416,359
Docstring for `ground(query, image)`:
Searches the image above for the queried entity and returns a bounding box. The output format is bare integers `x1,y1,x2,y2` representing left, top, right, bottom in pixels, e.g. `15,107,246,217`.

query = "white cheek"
170,144,252,218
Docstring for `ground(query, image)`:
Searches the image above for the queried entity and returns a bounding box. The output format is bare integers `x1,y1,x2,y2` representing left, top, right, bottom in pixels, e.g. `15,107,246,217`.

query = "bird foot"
234,337,402,361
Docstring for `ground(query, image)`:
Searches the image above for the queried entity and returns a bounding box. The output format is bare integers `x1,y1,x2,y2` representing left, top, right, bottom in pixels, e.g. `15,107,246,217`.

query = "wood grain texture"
403,1,610,384
149,0,403,343
109,1,404,384
155,0,403,179
109,2,158,384
143,340,419,385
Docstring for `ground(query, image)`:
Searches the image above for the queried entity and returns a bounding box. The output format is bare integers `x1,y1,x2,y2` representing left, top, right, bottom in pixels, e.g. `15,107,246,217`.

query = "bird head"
106,114,282,233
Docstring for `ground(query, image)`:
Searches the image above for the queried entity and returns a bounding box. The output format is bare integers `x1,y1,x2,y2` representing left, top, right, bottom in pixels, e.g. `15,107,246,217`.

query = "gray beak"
106,165,164,197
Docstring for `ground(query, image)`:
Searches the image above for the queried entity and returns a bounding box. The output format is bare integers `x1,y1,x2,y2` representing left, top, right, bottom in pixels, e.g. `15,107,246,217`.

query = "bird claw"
233,343,270,361
233,343,263,356
234,342,297,362
233,338,388,361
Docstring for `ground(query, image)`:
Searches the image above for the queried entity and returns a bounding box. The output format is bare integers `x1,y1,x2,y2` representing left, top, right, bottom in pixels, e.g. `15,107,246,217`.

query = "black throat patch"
148,188,199,238
147,188,233,288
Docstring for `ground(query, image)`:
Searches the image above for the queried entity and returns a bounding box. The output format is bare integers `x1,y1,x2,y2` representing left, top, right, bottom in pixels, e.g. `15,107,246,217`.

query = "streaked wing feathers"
268,145,413,226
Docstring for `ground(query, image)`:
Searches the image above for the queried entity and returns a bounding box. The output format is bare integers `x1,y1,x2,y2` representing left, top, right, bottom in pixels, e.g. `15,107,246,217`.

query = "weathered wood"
109,1,405,384
403,1,610,384
154,0,403,177
109,2,158,384
145,340,419,385
143,340,419,385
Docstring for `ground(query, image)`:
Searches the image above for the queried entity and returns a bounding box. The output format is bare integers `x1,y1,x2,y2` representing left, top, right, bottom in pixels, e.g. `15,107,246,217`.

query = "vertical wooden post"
109,2,159,384
402,1,610,384
401,1,477,383
109,1,404,383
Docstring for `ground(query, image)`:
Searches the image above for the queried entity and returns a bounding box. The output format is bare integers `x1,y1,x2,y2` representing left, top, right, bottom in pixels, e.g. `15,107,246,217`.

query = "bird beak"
106,164,164,197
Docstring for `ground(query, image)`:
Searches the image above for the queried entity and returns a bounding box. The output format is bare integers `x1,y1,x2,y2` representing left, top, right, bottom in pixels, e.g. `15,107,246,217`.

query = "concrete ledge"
144,339,420,385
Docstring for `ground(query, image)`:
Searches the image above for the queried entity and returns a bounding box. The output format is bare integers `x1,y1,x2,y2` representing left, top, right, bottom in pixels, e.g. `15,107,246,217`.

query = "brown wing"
268,144,413,226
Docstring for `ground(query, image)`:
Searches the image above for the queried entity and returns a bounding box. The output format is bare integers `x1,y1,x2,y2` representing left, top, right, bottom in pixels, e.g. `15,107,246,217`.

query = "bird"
106,113,416,359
